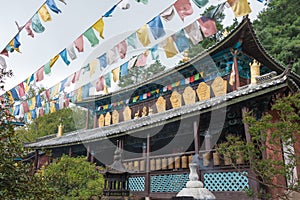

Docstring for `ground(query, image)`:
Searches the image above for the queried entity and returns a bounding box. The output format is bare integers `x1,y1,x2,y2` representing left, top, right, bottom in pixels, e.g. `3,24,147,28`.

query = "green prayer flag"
44,62,51,74
83,28,99,47
194,73,200,81
104,73,111,87
192,0,208,8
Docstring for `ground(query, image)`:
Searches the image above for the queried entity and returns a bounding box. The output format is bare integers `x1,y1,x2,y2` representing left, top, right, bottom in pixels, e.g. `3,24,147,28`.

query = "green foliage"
39,155,104,200
253,0,300,74
118,60,166,88
0,106,53,199
217,93,300,199
16,107,94,143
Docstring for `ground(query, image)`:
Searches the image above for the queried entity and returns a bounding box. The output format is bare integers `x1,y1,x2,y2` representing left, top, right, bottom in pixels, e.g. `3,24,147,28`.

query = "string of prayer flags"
107,47,118,65
31,13,45,33
74,35,84,52
192,0,208,8
161,37,178,58
147,16,166,40
92,18,105,39
137,24,151,47
174,0,194,21
38,4,52,22
66,44,77,60
46,0,62,14
25,20,34,38
35,67,45,82
198,16,217,37
59,49,71,65
112,67,120,82
117,40,128,59
184,21,203,45
227,0,251,17
126,33,138,49
161,6,175,21
98,53,107,68
83,28,99,47
172,29,190,52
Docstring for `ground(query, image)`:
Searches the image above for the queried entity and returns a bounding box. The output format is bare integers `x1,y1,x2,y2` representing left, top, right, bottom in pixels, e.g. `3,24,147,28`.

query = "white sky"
0,0,265,95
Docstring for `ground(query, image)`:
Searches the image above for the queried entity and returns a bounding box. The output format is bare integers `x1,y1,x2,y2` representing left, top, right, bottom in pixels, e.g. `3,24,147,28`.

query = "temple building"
24,17,300,199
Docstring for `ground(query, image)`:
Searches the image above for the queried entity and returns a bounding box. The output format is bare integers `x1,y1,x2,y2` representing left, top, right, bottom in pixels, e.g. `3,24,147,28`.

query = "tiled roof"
25,74,288,149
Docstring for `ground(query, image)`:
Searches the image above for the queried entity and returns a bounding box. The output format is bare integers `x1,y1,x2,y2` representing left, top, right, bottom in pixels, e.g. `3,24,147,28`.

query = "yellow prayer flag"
50,54,59,67
90,59,97,77
112,67,120,82
76,87,83,102
50,102,56,113
38,4,52,22
29,97,36,110
162,37,178,58
51,84,59,97
104,85,108,94
136,24,151,47
27,112,32,121
228,0,251,17
6,91,14,105
93,18,104,39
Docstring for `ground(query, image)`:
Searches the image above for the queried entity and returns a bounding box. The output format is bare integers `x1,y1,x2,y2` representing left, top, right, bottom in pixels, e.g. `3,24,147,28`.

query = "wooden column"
34,150,39,171
93,114,97,128
242,107,251,143
85,109,90,129
193,121,199,154
145,134,151,198
231,49,240,90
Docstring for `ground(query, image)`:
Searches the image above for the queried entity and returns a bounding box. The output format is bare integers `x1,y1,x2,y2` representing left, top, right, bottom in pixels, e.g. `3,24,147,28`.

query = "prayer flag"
120,62,129,77
51,83,60,97
23,101,29,113
29,97,36,110
50,54,59,67
66,44,77,60
172,29,189,52
25,20,34,38
82,84,90,99
44,62,51,75
198,17,217,37
46,0,61,14
126,33,138,49
147,16,166,40
107,47,118,65
103,4,117,17
31,109,37,120
36,94,42,107
135,51,149,67
38,4,52,22
18,82,25,97
150,44,159,60
60,77,68,92
83,28,99,47
50,102,56,113
112,67,120,82
194,73,200,81
0,56,7,68
174,0,194,21
192,0,208,8
128,56,137,69
72,69,82,83
59,49,70,65
117,40,127,59
96,76,105,92
31,13,45,33
104,73,111,87
14,105,20,116
74,35,84,52
93,18,105,39
97,53,107,68
161,37,178,58
227,0,251,17
10,88,19,101
136,24,151,47
161,6,175,21
184,21,203,45
36,67,44,82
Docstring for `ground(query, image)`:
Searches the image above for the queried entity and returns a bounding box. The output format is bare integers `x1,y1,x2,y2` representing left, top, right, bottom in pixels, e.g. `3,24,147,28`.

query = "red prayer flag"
174,0,194,21
35,67,44,82
18,82,25,97
117,40,127,59
198,17,217,37
23,101,29,113
74,35,84,52
96,76,105,92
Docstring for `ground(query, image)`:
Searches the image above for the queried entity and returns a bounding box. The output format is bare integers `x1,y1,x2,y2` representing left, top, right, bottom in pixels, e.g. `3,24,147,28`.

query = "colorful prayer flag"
97,53,107,68
117,40,127,59
103,4,117,17
172,29,189,52
93,18,105,39
161,6,175,21
74,35,84,52
66,44,77,60
59,49,70,65
120,62,129,77
135,51,149,66
174,0,194,21
38,4,52,22
198,17,217,37
227,0,251,17
136,24,151,47
112,67,120,82
107,47,118,65
192,0,208,8
96,76,105,92
147,16,166,40
0,56,7,68
161,37,178,58
83,28,99,47
46,0,61,14
150,44,159,60
25,20,34,38
126,33,138,49
184,21,203,45
35,67,44,82
31,13,45,33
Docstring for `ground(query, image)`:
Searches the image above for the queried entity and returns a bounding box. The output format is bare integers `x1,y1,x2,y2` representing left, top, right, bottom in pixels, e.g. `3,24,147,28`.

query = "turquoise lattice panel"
150,173,189,193
203,171,249,191
129,176,145,191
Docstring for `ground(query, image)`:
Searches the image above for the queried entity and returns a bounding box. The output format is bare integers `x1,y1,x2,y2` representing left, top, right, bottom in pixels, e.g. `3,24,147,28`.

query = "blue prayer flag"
147,16,166,40
97,53,107,68
14,105,20,116
172,29,189,52
103,4,117,17
46,0,61,14
59,49,70,65
32,13,45,33
120,62,129,77
10,88,20,100
36,95,42,107
14,34,21,49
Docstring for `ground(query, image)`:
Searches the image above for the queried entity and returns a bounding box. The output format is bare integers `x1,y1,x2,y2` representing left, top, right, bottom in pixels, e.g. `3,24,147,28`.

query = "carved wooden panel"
112,110,119,124
156,96,166,113
98,114,104,127
196,82,210,101
170,91,182,109
211,77,226,97
123,106,132,121
105,112,111,126
183,86,196,105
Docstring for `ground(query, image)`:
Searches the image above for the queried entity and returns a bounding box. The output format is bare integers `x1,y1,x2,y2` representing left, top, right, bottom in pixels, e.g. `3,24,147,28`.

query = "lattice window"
150,173,189,193
203,171,249,191
129,176,145,191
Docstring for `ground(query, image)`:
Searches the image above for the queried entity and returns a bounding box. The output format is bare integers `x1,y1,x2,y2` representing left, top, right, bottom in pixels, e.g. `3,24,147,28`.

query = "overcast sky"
0,0,265,95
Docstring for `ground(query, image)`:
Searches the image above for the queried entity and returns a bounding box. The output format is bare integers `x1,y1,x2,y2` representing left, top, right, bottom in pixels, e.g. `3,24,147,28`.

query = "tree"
0,71,53,199
16,107,94,143
217,93,300,199
253,0,300,74
39,155,104,200
118,60,166,88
